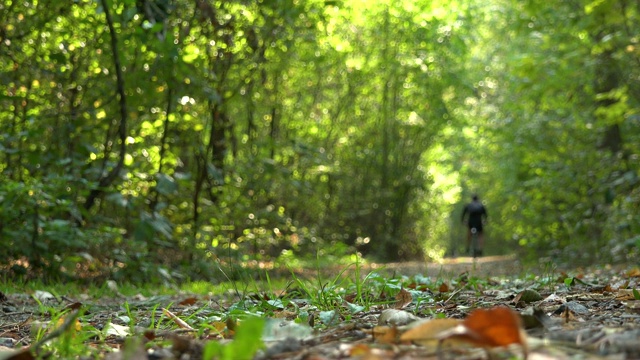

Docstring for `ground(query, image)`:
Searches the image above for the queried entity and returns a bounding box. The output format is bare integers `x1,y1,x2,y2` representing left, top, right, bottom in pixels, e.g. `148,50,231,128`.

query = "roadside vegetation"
1,259,640,359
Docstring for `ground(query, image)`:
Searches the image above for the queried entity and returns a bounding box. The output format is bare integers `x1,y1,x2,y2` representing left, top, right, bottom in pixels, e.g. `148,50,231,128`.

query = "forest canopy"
1,0,639,282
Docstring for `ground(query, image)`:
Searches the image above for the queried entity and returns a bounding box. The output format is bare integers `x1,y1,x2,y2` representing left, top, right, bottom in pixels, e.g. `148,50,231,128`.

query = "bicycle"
469,227,483,258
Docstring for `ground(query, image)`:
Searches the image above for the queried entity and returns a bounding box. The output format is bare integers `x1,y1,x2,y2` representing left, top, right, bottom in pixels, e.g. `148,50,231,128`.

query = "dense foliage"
1,0,639,281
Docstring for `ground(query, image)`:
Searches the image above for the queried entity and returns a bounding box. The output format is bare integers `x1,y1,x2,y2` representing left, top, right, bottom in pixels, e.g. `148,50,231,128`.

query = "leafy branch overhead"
1,0,639,281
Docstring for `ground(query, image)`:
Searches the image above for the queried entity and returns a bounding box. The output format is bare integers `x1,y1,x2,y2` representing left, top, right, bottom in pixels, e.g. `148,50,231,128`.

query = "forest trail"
292,254,527,280
367,254,525,278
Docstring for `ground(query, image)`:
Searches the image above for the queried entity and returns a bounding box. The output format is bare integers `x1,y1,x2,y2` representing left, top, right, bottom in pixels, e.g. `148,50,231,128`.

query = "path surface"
292,254,527,281
365,254,524,278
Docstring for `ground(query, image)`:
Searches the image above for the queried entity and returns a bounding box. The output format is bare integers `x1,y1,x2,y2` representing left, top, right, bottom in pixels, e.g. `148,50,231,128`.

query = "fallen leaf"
378,309,419,326
409,309,528,357
520,307,553,329
64,302,83,311
33,291,56,303
460,306,526,348
262,319,313,341
623,300,640,313
104,323,130,337
56,315,82,334
178,297,198,306
207,321,228,338
373,326,399,344
319,310,340,326
349,343,372,356
394,288,412,309
344,293,357,303
616,289,638,300
400,318,461,346
626,268,640,277
553,301,589,316
406,282,428,291
439,282,450,293
514,289,542,304
348,343,391,359
0,349,35,360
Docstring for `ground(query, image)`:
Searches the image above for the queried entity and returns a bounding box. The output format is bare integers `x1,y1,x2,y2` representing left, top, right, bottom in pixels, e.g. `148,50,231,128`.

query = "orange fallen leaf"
349,343,373,356
461,306,526,348
418,307,528,358
394,288,412,309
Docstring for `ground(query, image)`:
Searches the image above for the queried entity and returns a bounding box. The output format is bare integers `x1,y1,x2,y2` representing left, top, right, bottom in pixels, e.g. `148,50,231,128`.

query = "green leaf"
155,173,177,196
346,302,365,314
203,317,265,360
318,310,339,326
564,277,574,288
633,288,640,300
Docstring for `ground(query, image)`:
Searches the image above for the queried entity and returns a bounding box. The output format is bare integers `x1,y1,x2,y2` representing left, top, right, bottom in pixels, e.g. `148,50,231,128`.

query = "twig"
443,287,464,305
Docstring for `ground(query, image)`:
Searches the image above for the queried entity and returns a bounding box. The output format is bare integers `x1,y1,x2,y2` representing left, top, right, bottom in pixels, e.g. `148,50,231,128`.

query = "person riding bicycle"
461,194,488,256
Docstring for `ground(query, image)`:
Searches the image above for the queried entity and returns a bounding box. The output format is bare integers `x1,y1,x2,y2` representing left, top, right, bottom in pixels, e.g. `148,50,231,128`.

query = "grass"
0,253,604,359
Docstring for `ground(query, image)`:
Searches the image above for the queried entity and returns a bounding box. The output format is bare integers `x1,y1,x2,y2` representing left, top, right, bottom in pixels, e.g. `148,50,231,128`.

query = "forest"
1,0,639,282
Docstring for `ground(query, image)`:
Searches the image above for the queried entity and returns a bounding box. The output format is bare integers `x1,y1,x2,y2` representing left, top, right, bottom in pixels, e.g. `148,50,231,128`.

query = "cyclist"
461,194,488,256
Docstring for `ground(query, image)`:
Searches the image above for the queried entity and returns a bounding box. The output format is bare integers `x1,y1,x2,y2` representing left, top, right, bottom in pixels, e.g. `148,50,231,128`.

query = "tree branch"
84,0,128,211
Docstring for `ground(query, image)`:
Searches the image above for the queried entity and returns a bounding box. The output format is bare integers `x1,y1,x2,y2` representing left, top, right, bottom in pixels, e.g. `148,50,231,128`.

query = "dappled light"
0,0,639,282
3,1,640,358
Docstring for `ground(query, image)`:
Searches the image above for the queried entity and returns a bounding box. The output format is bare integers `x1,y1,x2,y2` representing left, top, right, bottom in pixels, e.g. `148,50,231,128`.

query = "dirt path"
365,254,524,278
290,254,526,281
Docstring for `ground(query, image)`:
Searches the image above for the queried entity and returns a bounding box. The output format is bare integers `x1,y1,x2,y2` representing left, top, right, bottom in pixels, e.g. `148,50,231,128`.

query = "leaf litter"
0,262,639,359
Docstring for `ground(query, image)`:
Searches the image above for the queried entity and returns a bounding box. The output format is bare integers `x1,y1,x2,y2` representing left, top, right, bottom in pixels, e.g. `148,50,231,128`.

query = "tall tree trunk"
84,0,128,212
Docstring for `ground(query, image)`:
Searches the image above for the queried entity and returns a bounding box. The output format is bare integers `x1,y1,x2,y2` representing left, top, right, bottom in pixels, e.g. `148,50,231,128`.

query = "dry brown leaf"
627,268,640,277
439,282,450,293
1,349,35,360
394,288,412,309
406,282,428,291
400,318,461,346
615,289,638,300
344,293,357,303
64,302,83,311
372,325,399,344
273,310,298,319
514,289,542,304
623,300,640,313
178,297,198,306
